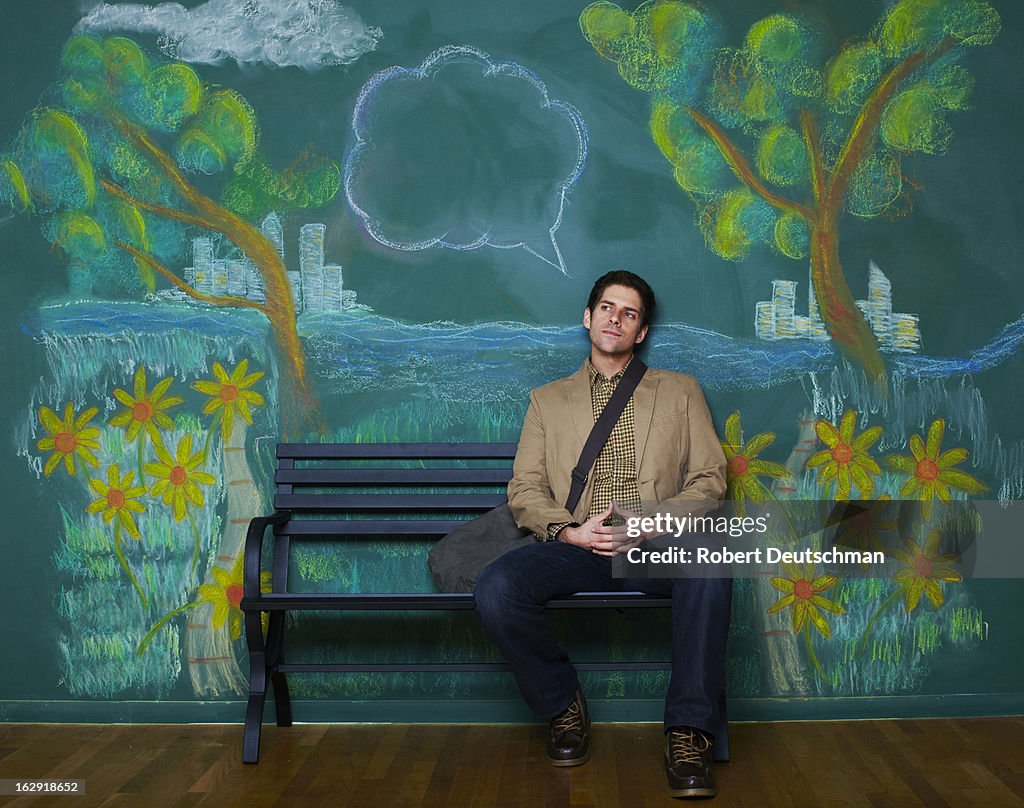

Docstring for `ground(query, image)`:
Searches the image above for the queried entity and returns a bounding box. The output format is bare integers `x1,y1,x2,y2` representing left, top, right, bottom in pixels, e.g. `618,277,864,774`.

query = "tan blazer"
507,364,728,538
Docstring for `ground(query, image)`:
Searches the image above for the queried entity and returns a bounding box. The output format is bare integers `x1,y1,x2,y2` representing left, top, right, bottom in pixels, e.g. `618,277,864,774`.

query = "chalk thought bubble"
344,45,588,275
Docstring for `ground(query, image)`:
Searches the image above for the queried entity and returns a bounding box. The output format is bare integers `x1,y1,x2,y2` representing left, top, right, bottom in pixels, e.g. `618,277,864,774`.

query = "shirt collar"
585,355,631,387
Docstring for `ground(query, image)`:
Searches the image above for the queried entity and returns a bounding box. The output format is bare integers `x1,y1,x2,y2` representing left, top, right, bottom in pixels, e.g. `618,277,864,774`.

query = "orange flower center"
106,488,126,510
54,432,77,454
916,459,939,481
851,513,872,534
226,583,244,609
220,384,239,402
794,579,814,600
170,466,187,486
728,455,749,477
831,442,853,464
132,401,153,422
913,555,933,578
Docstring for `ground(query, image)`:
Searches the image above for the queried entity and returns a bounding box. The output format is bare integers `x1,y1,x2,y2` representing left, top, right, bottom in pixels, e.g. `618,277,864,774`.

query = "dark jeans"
474,541,732,735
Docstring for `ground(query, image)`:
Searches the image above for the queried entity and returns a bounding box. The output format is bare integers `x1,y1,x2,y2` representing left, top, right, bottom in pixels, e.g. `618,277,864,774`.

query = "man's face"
583,283,648,358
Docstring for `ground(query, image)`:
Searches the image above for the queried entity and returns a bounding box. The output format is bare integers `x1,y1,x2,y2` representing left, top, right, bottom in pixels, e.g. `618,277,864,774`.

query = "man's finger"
591,524,627,536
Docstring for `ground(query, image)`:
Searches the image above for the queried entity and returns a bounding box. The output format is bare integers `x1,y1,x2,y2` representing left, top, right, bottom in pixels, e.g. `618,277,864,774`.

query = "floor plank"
0,718,1021,807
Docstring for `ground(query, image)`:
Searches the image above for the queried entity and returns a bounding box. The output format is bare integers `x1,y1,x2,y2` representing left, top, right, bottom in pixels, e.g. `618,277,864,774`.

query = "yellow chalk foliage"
114,201,155,292
61,35,104,77
879,0,944,56
650,98,686,163
581,0,707,92
746,14,803,63
579,1,634,61
650,1,705,63
53,211,105,259
756,123,809,186
650,100,723,195
932,63,973,109
944,0,1000,47
881,82,951,154
27,109,95,208
1,160,31,211
774,213,809,259
103,37,150,88
847,153,904,218
825,41,882,113
702,188,757,260
145,63,203,131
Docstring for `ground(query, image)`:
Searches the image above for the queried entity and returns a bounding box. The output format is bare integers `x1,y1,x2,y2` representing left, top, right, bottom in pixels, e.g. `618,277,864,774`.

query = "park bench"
240,442,729,764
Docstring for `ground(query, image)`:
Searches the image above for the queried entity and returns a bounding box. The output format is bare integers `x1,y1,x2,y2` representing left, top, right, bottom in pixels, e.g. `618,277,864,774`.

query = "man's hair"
586,270,656,328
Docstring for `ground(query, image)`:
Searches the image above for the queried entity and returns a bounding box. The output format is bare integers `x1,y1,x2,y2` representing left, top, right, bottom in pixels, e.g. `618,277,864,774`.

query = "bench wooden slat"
276,468,515,485
278,519,472,536
273,493,508,511
242,592,672,610
277,442,518,459
275,661,671,673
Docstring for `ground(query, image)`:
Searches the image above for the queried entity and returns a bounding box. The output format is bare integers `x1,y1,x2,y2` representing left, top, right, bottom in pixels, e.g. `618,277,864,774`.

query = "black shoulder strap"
564,357,648,514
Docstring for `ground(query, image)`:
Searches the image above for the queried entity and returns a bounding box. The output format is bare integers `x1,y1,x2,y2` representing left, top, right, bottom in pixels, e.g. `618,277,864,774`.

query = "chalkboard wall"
1,0,1021,724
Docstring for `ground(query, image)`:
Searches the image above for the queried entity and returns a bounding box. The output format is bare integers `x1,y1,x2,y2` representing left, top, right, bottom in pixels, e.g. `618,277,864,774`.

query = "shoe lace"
552,700,583,735
668,728,710,767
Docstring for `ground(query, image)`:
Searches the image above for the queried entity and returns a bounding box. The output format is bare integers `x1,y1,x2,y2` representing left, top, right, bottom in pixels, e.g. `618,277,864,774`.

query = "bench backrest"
274,442,518,538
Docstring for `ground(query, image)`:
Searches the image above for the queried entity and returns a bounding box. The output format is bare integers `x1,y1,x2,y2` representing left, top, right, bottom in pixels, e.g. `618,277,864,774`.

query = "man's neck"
589,349,633,380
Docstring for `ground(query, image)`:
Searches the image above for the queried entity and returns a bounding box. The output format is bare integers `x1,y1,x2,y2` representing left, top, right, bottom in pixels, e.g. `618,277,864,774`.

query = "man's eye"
625,312,636,319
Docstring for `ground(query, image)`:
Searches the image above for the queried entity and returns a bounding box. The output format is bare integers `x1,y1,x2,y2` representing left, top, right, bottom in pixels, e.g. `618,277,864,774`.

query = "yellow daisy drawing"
37,402,101,476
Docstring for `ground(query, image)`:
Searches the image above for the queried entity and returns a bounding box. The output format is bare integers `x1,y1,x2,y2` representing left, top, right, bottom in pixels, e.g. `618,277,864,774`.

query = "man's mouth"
602,329,622,337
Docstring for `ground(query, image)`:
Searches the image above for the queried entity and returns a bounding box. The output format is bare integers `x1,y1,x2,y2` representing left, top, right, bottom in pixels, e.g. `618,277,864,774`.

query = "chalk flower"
768,563,845,639
198,554,271,640
144,433,216,521
110,366,183,449
192,359,265,440
720,411,790,515
886,419,987,519
86,463,147,540
36,402,101,476
831,495,898,570
891,529,962,613
806,409,883,500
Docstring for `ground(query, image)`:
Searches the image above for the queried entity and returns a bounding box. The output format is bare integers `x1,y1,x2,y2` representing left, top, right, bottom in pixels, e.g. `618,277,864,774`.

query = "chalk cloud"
77,0,382,70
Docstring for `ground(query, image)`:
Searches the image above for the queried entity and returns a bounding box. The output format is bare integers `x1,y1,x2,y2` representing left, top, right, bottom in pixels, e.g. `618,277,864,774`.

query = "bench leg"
243,611,270,764
242,672,267,764
713,691,729,763
265,611,292,727
271,671,293,727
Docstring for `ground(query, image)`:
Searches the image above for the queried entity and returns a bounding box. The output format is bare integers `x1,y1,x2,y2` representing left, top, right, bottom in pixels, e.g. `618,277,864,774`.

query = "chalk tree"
581,0,1000,387
0,36,339,433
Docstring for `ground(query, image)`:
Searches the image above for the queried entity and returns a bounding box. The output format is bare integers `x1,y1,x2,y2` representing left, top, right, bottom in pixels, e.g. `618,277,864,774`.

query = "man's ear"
635,324,649,345
583,308,592,328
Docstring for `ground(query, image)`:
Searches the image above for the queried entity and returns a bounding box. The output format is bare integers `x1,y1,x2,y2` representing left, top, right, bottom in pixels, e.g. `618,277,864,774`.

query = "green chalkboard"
1,0,1022,724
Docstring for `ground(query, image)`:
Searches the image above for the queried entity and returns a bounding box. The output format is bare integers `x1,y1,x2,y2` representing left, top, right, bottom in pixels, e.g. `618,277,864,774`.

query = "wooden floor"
1,718,1023,807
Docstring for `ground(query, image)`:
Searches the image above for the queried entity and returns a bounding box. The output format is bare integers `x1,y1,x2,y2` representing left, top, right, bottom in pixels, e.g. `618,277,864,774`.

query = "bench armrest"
243,511,290,601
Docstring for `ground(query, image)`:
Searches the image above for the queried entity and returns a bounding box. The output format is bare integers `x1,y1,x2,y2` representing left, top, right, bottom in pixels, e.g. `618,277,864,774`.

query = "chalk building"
168,213,361,314
755,262,920,353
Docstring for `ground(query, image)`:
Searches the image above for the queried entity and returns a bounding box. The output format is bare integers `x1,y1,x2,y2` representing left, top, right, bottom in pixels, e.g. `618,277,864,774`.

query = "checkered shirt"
546,358,642,538
585,357,643,522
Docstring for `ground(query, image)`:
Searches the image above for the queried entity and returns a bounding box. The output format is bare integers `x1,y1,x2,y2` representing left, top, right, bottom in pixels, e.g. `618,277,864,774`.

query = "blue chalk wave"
25,301,1024,395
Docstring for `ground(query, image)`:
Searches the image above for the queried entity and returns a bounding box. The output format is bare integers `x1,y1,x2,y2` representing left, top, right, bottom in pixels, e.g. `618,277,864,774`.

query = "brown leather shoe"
665,726,716,798
546,686,590,766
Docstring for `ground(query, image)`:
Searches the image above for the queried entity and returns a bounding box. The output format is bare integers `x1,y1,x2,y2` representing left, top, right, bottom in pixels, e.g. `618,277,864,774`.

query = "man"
474,270,731,799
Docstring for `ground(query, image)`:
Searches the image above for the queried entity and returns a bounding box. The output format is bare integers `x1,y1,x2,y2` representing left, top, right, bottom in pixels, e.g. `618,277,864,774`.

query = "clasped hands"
559,503,658,557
